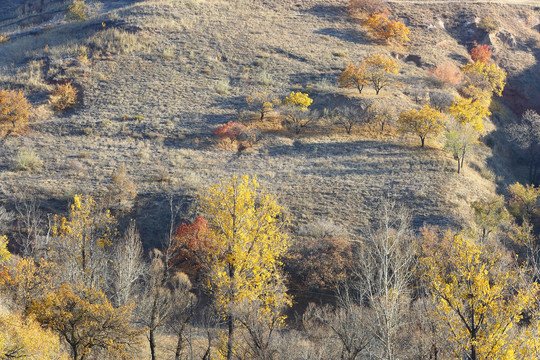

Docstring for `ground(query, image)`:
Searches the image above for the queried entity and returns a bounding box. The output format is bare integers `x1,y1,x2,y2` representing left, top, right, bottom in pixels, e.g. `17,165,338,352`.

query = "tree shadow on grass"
314,27,370,45
299,3,349,23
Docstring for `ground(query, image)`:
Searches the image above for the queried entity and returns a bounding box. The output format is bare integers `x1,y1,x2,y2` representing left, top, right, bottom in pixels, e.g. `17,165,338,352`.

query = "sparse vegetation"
0,0,539,358
13,149,43,172
49,83,78,112
66,0,89,22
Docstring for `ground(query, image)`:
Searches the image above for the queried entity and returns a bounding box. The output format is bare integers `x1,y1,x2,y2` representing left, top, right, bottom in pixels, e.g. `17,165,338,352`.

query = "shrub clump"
13,149,43,171
49,83,78,112
66,0,89,22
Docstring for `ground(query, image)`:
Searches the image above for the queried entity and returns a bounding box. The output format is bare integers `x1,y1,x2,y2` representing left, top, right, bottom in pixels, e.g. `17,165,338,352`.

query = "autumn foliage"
246,91,277,121
470,44,492,64
398,105,446,147
49,82,78,111
462,61,506,96
363,14,410,44
338,62,369,94
428,63,463,87
213,121,248,142
364,54,400,94
171,216,213,281
0,90,31,130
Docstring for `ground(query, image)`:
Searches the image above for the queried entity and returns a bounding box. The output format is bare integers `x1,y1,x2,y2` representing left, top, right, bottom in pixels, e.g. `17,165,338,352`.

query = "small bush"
363,14,410,44
108,165,137,208
213,121,248,142
13,149,43,171
258,71,275,86
428,63,463,87
470,44,492,64
349,0,388,18
66,0,88,22
49,83,78,112
215,79,230,95
478,17,499,33
0,34,9,44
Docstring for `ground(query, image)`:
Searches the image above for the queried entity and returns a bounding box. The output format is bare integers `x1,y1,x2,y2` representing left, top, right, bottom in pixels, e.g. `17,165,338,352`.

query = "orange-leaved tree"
338,62,369,94
470,44,492,64
398,105,445,147
364,54,400,95
0,90,31,130
199,175,291,360
363,14,410,45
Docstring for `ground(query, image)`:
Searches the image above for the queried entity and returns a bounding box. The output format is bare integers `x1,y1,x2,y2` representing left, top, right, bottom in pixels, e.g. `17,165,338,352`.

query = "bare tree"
508,109,540,184
303,298,372,360
281,107,320,134
332,105,370,135
14,199,43,257
353,198,417,360
112,220,146,307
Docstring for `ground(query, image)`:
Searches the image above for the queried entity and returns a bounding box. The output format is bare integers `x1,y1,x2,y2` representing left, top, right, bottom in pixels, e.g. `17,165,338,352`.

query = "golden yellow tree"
462,62,507,97
338,62,369,94
51,195,117,287
199,175,291,360
283,91,313,111
421,232,537,360
29,283,139,360
448,95,491,132
0,306,67,360
398,105,445,147
0,90,31,130
0,237,67,360
507,182,540,222
364,54,400,94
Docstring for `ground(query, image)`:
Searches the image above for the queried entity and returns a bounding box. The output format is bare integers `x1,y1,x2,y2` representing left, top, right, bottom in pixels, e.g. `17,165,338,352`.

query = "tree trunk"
357,84,363,94
174,328,184,360
260,111,265,121
420,137,425,148
457,157,461,174
227,315,235,360
72,343,78,360
381,122,384,132
149,297,158,360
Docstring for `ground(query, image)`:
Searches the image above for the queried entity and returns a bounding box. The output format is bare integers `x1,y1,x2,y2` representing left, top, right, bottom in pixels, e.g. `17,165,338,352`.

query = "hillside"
2,0,536,244
2,0,540,359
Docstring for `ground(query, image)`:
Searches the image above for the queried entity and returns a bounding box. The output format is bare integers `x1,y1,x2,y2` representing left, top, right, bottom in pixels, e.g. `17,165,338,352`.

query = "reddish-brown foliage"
428,63,463,87
170,216,213,280
213,121,248,142
286,237,355,293
470,44,492,64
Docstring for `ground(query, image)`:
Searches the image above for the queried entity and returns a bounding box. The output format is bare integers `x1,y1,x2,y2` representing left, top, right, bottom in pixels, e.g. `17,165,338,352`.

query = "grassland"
0,0,538,245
